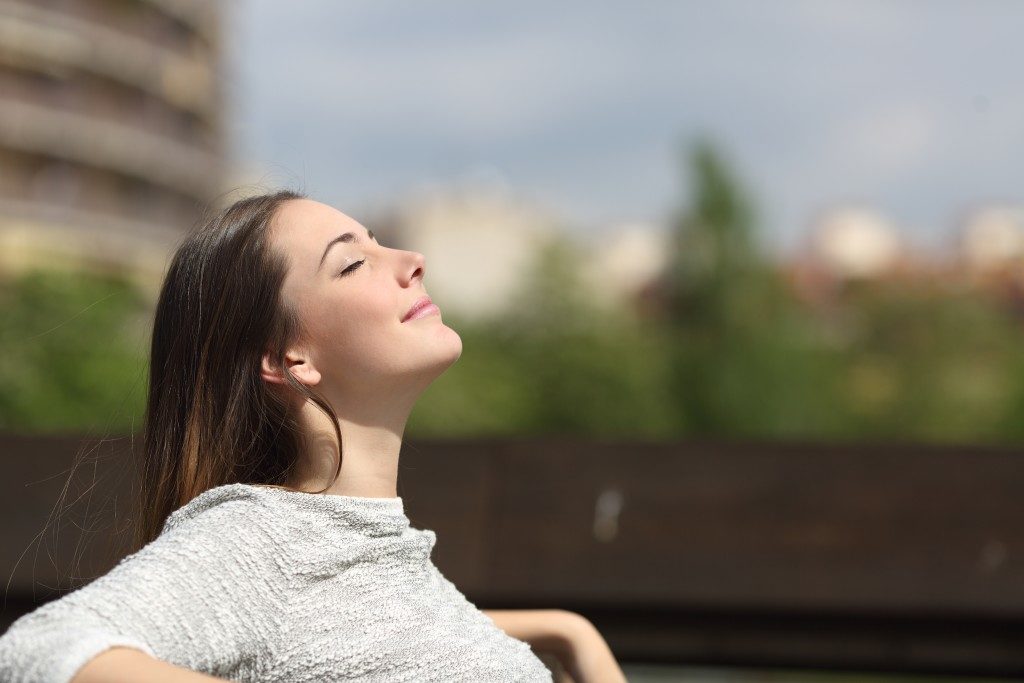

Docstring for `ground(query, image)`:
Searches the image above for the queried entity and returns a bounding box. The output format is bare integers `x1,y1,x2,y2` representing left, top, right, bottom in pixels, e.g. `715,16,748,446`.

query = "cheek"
305,293,401,374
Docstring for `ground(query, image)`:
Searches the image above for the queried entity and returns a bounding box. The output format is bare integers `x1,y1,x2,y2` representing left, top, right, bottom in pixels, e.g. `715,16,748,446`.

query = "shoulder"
109,484,289,576
161,483,274,535
97,484,295,601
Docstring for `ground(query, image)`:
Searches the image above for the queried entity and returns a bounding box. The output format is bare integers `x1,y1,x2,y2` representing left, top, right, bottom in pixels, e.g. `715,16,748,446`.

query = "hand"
554,611,628,683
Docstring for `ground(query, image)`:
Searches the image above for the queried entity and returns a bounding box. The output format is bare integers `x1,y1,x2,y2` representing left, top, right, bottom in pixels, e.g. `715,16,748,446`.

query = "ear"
260,347,322,387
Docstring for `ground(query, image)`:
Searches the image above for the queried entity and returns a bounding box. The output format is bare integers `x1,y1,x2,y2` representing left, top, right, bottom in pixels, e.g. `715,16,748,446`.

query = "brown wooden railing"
1,432,1022,677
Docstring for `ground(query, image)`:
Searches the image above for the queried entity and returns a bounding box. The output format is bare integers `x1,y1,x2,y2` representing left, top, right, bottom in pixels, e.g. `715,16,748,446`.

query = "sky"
222,0,1024,257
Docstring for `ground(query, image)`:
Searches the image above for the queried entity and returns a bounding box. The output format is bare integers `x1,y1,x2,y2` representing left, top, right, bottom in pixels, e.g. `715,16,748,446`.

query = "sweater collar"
165,483,411,538
252,483,411,537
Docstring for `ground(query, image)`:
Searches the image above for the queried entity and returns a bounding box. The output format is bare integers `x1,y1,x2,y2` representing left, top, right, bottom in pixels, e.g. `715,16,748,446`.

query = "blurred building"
0,0,227,295
957,204,1024,273
374,181,561,321
578,221,670,314
809,206,904,280
781,206,911,307
954,203,1024,316
374,180,671,322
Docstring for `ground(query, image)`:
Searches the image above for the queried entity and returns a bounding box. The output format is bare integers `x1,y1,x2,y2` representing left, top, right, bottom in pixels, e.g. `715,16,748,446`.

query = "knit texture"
0,483,554,682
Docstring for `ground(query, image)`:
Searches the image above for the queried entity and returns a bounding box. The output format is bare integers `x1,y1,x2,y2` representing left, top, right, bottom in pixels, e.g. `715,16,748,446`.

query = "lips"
402,295,435,322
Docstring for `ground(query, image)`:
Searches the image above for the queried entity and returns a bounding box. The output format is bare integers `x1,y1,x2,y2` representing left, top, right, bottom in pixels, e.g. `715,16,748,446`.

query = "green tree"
0,268,150,433
663,137,845,437
410,233,679,438
834,279,1024,443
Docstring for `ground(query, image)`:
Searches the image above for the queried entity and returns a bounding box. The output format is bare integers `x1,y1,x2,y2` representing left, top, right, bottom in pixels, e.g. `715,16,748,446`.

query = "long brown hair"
133,189,342,553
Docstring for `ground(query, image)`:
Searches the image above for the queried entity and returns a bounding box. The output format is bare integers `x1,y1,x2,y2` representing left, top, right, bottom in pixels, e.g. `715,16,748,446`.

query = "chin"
410,341,462,390
439,328,463,365
405,325,462,380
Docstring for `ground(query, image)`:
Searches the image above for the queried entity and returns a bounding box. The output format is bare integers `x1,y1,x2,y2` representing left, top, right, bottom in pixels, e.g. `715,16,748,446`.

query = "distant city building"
376,182,561,321
578,221,671,313
808,206,903,279
375,179,673,322
0,0,226,293
958,205,1024,272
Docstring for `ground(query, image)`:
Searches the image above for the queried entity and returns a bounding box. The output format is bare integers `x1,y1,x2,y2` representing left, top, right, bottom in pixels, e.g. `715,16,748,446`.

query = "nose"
402,249,425,287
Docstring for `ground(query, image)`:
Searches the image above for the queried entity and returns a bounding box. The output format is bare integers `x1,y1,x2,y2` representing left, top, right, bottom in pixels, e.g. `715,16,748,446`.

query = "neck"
289,393,415,499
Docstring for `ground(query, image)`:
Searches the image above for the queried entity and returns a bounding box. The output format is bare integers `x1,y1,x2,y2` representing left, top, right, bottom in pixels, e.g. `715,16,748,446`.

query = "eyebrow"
317,228,376,273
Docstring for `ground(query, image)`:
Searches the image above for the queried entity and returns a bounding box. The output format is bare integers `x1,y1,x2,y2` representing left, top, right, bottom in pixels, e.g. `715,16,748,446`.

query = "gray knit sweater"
0,483,554,682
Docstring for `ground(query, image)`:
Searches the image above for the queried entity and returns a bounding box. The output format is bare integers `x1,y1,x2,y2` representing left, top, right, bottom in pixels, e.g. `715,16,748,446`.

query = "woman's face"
269,198,462,397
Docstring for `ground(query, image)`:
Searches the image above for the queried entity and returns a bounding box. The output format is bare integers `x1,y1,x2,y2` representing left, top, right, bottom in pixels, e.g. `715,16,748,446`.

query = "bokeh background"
1,1,1023,681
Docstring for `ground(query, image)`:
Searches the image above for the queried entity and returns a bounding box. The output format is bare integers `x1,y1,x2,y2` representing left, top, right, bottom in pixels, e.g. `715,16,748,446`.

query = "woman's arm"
482,609,627,683
0,499,290,682
73,647,226,683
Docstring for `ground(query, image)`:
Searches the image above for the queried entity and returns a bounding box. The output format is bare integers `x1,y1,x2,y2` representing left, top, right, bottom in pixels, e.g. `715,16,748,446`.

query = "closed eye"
338,259,365,277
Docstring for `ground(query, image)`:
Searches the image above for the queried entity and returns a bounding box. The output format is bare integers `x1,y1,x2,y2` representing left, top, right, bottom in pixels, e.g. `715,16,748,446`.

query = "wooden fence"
1,433,1022,677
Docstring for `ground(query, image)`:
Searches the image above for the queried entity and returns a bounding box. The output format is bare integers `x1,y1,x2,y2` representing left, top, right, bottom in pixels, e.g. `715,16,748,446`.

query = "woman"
0,190,627,682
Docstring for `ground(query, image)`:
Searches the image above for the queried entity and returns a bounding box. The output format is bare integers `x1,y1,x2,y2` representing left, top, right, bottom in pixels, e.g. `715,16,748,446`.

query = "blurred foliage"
412,234,679,438
0,267,150,433
417,135,1024,444
5,138,1024,444
661,138,846,438
830,280,1023,442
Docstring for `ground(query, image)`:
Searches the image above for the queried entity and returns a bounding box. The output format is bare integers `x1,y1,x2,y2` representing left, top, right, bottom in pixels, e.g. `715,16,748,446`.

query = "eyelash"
335,232,382,278
338,259,365,277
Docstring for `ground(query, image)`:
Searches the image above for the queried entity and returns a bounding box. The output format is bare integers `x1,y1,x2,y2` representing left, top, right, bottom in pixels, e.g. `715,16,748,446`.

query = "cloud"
830,101,940,175
227,0,1024,253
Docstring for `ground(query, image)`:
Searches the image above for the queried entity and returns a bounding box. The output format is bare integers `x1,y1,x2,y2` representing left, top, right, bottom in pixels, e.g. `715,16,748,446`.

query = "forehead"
273,199,364,243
